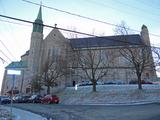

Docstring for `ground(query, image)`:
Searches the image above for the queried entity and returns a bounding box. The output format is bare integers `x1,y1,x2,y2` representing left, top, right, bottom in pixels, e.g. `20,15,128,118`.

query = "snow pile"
58,84,160,105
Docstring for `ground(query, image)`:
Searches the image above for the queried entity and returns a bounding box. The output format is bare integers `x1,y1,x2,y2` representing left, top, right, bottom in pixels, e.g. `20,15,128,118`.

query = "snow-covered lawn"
58,84,160,105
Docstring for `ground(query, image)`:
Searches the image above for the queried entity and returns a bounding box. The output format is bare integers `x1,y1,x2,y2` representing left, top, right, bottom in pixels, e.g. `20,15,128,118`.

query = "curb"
78,101,160,106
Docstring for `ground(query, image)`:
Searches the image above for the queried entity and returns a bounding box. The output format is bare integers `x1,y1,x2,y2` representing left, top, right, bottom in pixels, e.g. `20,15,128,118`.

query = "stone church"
1,6,157,95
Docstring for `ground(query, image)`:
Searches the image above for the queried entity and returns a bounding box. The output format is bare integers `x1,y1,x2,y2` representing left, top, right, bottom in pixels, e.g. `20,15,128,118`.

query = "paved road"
10,103,160,120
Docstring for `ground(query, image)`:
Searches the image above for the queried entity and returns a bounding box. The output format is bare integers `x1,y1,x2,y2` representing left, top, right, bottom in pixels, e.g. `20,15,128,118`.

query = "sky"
0,0,160,90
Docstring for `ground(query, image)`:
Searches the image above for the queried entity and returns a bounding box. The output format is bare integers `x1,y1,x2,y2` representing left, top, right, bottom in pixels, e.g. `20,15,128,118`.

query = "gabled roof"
70,34,143,49
6,61,28,69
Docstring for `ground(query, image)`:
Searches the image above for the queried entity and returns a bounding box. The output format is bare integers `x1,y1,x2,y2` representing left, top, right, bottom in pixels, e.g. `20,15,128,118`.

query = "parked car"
41,95,59,104
13,95,21,103
13,95,30,103
141,80,153,84
28,95,42,103
21,95,31,103
0,96,11,104
129,80,153,84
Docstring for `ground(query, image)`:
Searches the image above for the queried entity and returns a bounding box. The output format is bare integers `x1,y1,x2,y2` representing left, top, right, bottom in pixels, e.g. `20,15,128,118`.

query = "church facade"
1,6,157,95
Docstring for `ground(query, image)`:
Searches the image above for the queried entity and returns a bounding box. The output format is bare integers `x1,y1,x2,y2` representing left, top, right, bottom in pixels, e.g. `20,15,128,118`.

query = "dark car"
21,95,31,103
41,95,59,104
129,80,153,84
29,95,42,103
13,95,22,103
141,80,153,84
13,95,30,103
0,96,11,104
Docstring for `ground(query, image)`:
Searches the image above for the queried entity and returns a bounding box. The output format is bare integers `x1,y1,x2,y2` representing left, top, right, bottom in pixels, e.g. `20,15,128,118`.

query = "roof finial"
55,24,57,28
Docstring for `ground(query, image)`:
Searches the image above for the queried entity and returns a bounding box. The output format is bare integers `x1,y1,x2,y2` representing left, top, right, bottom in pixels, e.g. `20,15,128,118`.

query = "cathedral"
1,6,157,95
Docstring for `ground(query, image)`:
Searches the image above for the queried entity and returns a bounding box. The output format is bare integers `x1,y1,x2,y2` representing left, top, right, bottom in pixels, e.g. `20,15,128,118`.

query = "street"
10,103,160,120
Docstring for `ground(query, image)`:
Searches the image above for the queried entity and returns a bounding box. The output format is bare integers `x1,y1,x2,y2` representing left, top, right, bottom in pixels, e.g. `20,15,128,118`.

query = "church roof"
70,34,143,49
6,61,28,69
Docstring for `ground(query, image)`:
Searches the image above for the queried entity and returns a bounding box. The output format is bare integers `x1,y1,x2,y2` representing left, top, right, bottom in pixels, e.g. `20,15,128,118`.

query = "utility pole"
7,69,21,119
20,69,24,95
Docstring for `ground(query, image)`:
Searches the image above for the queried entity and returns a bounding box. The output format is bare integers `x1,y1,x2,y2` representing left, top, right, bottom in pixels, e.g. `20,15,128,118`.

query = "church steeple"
33,6,43,33
140,24,150,46
29,5,44,74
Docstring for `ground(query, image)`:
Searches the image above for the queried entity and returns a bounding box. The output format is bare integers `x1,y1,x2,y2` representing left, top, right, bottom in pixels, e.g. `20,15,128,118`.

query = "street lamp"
7,69,21,118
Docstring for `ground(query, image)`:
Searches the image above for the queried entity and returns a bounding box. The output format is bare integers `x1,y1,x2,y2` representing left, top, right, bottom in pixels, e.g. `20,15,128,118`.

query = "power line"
0,18,31,27
22,0,160,38
0,14,160,63
21,0,138,32
0,16,160,46
0,14,96,37
134,0,160,10
0,14,147,46
0,56,7,64
0,3,19,61
113,0,160,16
85,0,160,22
0,50,12,62
0,39,17,60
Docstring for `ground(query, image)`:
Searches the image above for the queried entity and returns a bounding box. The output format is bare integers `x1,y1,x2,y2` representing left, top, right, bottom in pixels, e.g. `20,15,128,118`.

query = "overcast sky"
0,0,160,90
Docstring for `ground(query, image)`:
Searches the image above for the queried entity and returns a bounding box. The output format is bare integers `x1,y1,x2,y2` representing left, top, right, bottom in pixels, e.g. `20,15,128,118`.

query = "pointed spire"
36,5,42,21
33,5,43,33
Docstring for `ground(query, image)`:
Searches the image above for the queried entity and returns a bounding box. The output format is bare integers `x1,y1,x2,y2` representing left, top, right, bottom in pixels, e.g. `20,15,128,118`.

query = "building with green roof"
1,4,157,96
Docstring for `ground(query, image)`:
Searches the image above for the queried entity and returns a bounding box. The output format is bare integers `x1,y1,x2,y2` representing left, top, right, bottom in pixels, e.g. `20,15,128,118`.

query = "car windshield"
31,95,37,99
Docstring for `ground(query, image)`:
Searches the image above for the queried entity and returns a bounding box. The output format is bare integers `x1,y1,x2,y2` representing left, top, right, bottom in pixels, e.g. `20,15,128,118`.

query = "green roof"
6,61,28,69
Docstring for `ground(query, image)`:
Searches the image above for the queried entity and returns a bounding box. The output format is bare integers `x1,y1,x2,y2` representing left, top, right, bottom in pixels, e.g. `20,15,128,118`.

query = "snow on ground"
0,106,47,120
58,84,160,105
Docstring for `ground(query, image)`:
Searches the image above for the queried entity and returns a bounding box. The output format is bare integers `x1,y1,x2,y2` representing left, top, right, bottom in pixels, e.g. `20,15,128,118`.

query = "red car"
41,95,59,104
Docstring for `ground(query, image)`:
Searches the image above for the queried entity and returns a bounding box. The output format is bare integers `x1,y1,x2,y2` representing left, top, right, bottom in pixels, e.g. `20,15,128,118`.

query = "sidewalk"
1,105,47,120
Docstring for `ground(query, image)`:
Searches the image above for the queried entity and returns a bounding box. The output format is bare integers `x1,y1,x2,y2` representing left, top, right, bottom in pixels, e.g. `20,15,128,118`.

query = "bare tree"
67,26,78,38
120,46,153,89
42,57,67,94
152,47,160,72
30,74,43,94
152,47,160,64
114,21,133,35
74,48,115,92
114,21,154,89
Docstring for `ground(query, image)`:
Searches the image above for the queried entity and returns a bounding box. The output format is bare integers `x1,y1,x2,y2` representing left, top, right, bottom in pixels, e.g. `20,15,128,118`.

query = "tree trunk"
92,80,97,92
138,75,142,90
47,86,50,94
